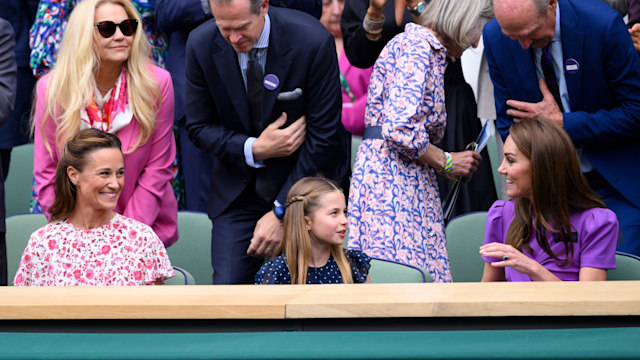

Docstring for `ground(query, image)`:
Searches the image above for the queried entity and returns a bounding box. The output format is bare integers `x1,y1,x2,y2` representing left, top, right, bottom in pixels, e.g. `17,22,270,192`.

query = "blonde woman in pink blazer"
32,0,177,246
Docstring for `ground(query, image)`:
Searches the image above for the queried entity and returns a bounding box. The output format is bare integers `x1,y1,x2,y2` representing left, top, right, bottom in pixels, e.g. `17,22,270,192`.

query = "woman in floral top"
14,129,174,286
347,0,493,282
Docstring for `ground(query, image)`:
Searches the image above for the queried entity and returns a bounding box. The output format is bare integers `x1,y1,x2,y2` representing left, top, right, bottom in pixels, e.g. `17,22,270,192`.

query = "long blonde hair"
279,177,353,284
34,0,159,155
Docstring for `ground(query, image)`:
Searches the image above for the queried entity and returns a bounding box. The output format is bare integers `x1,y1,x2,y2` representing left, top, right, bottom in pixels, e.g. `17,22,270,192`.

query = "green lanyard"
339,70,356,102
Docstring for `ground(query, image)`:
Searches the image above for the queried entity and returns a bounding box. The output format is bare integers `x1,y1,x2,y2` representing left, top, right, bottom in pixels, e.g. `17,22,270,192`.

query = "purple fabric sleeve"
578,208,619,269
482,200,510,263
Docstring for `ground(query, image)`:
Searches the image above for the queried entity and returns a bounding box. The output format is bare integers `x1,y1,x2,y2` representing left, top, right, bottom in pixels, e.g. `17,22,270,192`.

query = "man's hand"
247,211,283,258
506,79,564,126
630,24,640,53
253,113,306,161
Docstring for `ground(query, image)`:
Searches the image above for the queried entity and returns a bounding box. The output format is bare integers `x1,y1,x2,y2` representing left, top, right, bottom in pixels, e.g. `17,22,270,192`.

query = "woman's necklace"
97,85,111,93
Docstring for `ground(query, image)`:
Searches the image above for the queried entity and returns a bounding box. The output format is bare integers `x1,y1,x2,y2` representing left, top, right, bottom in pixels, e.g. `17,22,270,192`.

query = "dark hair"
49,129,123,221
505,118,606,267
210,0,263,15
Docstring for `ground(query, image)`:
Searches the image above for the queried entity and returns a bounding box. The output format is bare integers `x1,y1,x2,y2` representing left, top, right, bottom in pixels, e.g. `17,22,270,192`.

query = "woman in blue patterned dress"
348,0,493,282
256,177,370,284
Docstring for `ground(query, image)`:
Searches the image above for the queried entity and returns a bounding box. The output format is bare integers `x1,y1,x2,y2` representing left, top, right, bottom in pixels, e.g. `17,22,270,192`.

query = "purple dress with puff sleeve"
482,200,618,281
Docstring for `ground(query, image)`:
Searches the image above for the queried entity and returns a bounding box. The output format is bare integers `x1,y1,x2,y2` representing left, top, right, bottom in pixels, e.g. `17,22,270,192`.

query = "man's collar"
254,13,270,50
553,3,561,43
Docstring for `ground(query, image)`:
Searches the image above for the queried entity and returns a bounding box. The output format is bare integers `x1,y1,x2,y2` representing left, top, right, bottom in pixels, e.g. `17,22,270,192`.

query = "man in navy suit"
0,17,17,286
156,0,321,212
185,0,349,284
484,0,640,255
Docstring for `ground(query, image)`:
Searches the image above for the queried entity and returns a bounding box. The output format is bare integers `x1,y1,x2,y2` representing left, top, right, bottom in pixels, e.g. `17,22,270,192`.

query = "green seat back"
351,136,362,170
369,258,431,283
6,213,49,284
608,252,640,280
5,143,34,217
485,132,504,200
166,211,213,285
445,212,488,282
164,266,196,285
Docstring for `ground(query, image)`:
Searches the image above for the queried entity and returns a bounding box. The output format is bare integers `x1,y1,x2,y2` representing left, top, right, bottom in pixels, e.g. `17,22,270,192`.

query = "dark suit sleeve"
275,33,345,203
0,18,17,126
270,0,322,19
602,0,629,16
628,0,640,24
184,34,249,167
341,0,410,69
156,0,211,33
483,23,513,141
563,14,640,145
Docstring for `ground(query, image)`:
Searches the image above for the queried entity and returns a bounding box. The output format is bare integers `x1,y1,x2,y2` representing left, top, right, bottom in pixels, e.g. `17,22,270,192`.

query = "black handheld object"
276,88,304,127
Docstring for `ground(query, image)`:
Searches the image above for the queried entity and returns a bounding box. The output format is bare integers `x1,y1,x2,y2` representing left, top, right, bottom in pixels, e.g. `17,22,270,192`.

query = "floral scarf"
81,68,132,133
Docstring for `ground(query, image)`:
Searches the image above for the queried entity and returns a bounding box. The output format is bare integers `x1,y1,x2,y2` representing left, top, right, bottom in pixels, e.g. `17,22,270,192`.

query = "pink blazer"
33,65,178,247
339,51,373,136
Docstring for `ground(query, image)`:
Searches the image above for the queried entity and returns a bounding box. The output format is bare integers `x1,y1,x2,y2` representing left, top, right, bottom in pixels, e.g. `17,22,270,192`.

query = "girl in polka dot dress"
255,177,370,284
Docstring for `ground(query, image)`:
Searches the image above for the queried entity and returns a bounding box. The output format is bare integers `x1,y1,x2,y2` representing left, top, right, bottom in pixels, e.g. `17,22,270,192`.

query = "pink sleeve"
122,68,178,245
342,94,368,136
13,228,46,286
341,64,373,136
139,225,175,285
33,75,58,219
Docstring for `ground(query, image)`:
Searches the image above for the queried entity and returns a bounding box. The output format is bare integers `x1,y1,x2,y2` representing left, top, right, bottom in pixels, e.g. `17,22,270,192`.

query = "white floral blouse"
14,214,174,286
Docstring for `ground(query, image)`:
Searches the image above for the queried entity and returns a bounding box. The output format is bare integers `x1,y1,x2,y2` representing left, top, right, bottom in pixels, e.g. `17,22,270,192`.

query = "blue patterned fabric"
255,249,370,284
347,23,452,283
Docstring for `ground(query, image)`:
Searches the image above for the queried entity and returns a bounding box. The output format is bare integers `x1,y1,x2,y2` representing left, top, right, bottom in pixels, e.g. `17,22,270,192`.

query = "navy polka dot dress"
254,249,370,284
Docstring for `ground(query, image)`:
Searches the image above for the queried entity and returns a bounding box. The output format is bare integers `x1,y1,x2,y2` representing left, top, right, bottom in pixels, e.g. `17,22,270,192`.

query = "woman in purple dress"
480,118,618,282
347,0,493,282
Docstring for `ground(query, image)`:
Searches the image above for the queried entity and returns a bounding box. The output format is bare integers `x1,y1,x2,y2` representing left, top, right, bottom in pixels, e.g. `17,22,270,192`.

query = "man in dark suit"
185,0,349,284
156,0,321,212
0,0,39,181
0,17,17,286
484,0,640,255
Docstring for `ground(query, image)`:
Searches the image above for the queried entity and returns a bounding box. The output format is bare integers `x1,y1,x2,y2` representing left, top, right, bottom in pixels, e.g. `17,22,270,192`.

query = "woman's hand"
479,242,561,281
367,0,387,20
449,150,481,178
369,0,387,13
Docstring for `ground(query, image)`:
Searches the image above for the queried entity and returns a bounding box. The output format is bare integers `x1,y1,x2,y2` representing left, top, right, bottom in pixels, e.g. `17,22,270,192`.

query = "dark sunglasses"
94,19,138,38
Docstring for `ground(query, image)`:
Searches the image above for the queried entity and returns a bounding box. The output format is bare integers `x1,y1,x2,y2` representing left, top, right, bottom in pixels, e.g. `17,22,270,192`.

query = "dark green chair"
5,213,49,284
166,211,213,285
369,257,431,283
5,143,34,217
445,211,488,282
608,251,640,280
351,136,362,170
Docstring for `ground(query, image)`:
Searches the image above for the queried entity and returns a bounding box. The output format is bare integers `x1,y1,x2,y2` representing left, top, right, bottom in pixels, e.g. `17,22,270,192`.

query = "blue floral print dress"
347,23,452,283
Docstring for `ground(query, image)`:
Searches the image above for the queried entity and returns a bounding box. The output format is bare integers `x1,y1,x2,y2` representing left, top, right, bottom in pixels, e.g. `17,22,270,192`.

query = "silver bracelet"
363,14,384,35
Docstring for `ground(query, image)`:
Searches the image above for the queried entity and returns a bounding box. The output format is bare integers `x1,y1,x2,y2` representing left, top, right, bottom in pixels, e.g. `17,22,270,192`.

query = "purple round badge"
565,59,579,75
263,74,279,90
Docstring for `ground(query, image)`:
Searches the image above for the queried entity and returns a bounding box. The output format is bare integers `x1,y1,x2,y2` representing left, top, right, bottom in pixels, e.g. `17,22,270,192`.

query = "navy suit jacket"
484,0,640,207
156,0,321,122
0,0,38,148
185,7,349,218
